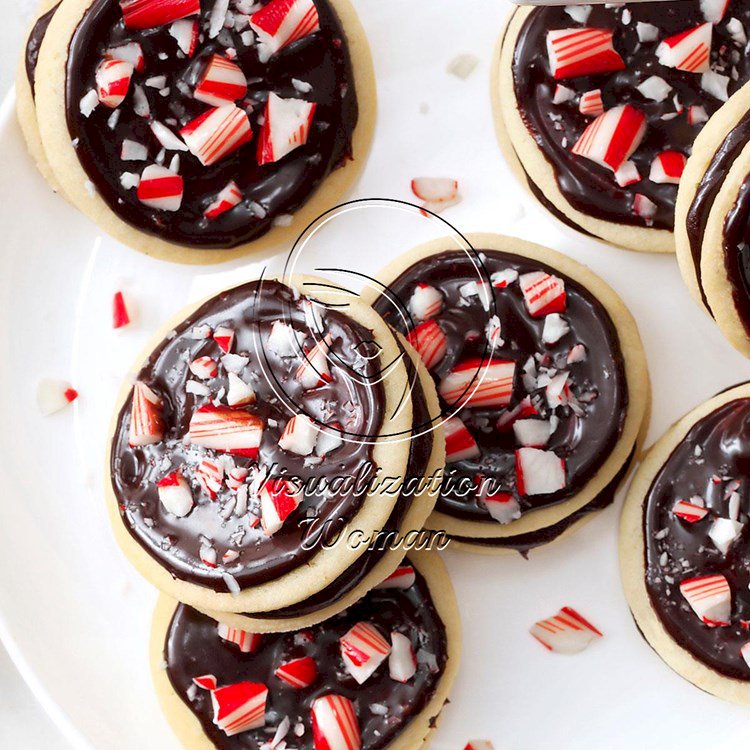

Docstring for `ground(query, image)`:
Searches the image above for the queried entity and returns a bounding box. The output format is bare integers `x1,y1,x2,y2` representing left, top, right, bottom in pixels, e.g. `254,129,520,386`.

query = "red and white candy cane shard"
188,404,264,458
213,326,235,353
295,334,333,389
226,466,249,491
688,104,709,126
250,0,320,57
169,17,199,56
279,413,318,456
482,490,521,524
211,681,268,736
579,89,604,117
217,623,262,653
157,471,193,517
672,498,708,523
137,164,184,211
180,104,253,167
491,268,519,288
649,150,687,185
546,27,625,80
657,23,712,73
195,457,225,498
193,674,218,691
439,358,516,409
205,181,243,220
189,356,219,380
389,632,417,683
572,105,647,173
680,574,732,626
311,695,361,750
376,564,416,590
96,59,134,108
515,447,566,496
260,478,303,535
411,177,459,203
119,0,200,29
340,622,391,684
275,656,318,688
406,320,447,370
112,291,131,329
195,55,249,107
614,160,641,187
633,193,657,223
105,42,144,72
530,606,603,654
519,271,567,317
408,283,443,321
701,0,730,22
257,93,317,165
444,416,480,463
129,381,164,446
36,379,79,416
464,742,495,750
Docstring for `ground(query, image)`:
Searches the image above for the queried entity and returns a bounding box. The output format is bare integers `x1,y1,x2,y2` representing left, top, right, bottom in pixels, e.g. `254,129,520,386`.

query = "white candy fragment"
709,517,744,555
637,75,672,103
542,314,570,345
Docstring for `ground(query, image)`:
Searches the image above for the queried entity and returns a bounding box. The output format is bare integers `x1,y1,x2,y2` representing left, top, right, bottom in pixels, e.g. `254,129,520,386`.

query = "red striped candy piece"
375,565,416,590
649,150,687,184
257,93,317,165
572,104,647,173
157,471,193,517
213,326,235,353
296,333,333,389
137,164,184,211
275,656,318,688
340,622,391,684
633,193,657,223
483,490,521,524
193,674,218,690
679,574,731,626
444,416,480,463
180,104,253,167
129,381,164,446
188,404,264,458
519,271,566,317
530,606,603,653
96,59,134,108
406,320,447,370
496,395,538,432
226,466,249,492
195,457,224,499
279,413,318,456
389,632,417,683
490,268,518,289
260,478,302,535
657,23,712,73
579,89,604,117
119,0,200,29
250,0,320,58
701,0,730,23
687,104,709,126
672,498,708,523
217,623,262,653
205,181,243,220
465,742,495,750
439,358,516,409
37,380,78,416
195,55,249,107
105,42,144,73
169,18,199,56
189,356,218,379
311,694,361,750
411,177,459,203
211,681,268,736
112,291,131,329
515,447,566,496
614,160,641,187
408,283,443,321
546,27,625,80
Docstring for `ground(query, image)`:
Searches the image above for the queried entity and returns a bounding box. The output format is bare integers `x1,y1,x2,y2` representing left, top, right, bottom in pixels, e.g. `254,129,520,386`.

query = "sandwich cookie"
621,382,750,704
495,1,750,252
106,277,414,614
151,551,460,750
34,0,375,263
366,233,649,554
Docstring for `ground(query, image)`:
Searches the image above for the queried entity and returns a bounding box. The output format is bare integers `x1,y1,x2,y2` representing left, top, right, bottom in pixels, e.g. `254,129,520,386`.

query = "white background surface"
5,0,750,748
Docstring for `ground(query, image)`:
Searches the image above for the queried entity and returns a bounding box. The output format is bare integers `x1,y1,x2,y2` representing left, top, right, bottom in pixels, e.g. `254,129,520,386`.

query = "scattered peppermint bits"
530,606,603,653
410,177,461,214
36,379,79,416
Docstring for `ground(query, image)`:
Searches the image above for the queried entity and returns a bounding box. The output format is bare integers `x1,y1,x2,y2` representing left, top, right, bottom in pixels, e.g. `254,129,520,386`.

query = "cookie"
34,0,375,264
106,276,415,614
198,335,446,633
364,233,650,554
495,2,750,253
621,381,750,704
150,550,461,750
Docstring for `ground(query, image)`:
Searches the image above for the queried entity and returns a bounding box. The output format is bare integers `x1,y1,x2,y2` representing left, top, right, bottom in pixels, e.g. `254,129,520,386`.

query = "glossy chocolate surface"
644,398,750,680
513,2,750,229
110,280,386,592
722,175,750,337
65,0,357,248
25,3,60,96
164,561,448,749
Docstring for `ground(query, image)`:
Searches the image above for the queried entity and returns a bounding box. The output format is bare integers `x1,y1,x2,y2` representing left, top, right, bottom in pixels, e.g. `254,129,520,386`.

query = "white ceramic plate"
4,1,750,747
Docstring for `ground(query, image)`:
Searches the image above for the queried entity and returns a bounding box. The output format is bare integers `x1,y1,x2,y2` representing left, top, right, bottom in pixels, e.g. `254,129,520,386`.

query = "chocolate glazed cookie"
496,2,750,253
150,551,461,750
34,0,375,263
363,233,650,554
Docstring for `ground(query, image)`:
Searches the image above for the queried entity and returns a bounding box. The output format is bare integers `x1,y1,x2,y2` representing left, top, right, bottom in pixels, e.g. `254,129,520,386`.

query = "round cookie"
496,2,750,253
106,276,414,614
621,382,750,705
198,335,446,633
34,0,376,264
150,550,461,750
364,233,650,554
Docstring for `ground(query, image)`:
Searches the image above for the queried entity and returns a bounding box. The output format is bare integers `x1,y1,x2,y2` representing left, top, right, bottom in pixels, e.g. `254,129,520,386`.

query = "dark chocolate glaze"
25,2,60,97
164,561,449,749
65,0,357,248
373,249,628,523
513,2,750,229
644,397,750,680
110,280,386,592
723,175,750,338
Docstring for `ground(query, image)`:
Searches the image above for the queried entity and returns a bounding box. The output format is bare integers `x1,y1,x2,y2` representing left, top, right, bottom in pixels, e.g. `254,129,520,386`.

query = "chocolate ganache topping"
65,0,357,248
373,250,627,525
110,280,386,593
512,2,750,230
25,3,61,96
722,175,750,337
644,398,750,680
163,560,448,749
